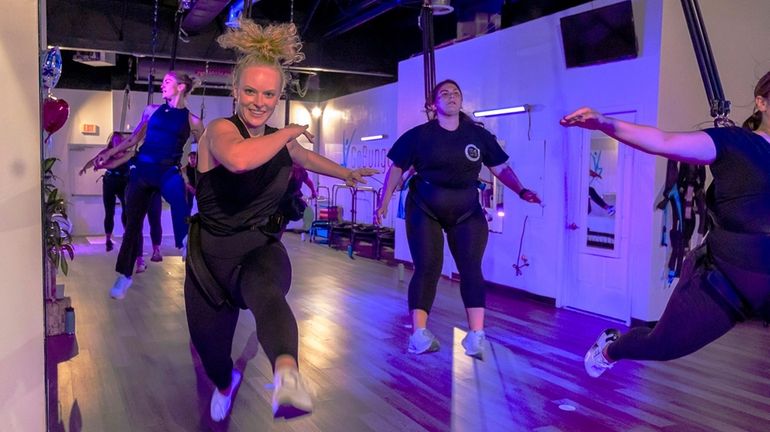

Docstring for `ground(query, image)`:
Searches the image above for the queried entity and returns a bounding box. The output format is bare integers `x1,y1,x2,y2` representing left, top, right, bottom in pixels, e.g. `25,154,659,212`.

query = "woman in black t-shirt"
561,70,770,379
186,19,376,423
377,79,541,360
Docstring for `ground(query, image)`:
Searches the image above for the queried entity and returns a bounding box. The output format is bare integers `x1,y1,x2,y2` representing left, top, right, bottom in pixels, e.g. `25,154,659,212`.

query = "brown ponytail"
742,71,770,131
742,110,763,131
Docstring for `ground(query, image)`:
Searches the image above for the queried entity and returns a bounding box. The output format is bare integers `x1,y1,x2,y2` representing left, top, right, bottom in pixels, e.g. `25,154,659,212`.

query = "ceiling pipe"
56,46,394,77
301,0,323,36
323,1,399,39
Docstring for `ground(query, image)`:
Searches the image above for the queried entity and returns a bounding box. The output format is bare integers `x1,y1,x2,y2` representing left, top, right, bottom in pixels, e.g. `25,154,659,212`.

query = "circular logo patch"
465,144,481,162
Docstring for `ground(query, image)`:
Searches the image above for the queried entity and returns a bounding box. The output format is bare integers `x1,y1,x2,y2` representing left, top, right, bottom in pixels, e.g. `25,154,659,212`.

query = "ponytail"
744,71,770,130
742,110,762,131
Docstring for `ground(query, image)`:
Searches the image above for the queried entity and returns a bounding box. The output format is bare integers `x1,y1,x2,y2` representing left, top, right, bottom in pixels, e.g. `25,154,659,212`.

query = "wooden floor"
48,234,770,432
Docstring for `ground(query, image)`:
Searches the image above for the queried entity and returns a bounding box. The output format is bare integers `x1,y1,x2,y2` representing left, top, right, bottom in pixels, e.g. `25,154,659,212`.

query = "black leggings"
115,162,188,276
103,174,162,249
608,245,741,361
103,174,128,235
184,228,298,390
405,195,488,313
146,192,163,247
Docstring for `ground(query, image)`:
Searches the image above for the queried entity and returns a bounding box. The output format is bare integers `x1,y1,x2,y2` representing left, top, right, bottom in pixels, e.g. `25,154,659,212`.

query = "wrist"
599,116,615,134
518,188,530,199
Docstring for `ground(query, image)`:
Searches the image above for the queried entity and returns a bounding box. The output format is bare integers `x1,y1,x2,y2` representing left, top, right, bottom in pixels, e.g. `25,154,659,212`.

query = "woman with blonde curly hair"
184,19,377,422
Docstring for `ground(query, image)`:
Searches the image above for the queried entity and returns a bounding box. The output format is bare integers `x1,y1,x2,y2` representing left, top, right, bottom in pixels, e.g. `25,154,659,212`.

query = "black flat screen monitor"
560,1,638,68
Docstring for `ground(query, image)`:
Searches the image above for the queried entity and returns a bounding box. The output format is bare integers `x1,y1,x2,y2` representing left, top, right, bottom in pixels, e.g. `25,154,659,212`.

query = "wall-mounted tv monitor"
560,0,638,68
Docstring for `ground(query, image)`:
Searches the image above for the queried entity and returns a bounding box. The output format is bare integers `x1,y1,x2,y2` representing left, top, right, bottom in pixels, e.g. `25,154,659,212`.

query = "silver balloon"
41,47,63,91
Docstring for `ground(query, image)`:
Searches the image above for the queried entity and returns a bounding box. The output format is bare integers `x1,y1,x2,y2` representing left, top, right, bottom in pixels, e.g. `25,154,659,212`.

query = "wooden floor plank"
46,234,770,431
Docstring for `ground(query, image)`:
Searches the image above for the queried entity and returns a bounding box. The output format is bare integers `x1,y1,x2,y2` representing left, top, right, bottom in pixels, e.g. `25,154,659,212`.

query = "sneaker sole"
464,348,484,360
584,343,601,377
408,339,440,354
462,341,485,360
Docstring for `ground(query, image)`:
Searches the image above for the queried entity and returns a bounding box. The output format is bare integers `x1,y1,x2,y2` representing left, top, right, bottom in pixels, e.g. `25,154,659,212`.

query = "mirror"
585,134,618,250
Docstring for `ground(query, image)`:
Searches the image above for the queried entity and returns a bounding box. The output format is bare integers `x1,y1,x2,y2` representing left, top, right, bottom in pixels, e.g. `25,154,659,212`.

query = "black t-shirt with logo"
703,126,770,234
387,120,509,189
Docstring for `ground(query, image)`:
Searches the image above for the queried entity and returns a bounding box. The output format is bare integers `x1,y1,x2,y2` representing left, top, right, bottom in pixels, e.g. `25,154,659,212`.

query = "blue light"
226,0,244,28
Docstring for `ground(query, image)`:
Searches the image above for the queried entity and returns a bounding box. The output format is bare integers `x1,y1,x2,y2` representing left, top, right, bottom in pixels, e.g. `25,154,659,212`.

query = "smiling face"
233,65,282,129
432,81,463,117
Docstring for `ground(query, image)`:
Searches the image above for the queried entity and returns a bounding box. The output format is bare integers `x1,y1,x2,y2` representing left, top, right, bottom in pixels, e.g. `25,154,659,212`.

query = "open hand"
344,167,379,187
559,107,607,130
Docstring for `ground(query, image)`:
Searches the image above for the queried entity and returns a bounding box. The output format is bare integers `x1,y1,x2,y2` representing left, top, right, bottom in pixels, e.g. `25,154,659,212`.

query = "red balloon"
42,96,69,136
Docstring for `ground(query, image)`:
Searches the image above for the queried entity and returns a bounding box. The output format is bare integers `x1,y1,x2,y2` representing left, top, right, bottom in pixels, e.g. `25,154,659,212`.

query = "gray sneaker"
109,275,132,299
408,328,440,354
584,329,620,378
461,330,486,360
272,368,313,419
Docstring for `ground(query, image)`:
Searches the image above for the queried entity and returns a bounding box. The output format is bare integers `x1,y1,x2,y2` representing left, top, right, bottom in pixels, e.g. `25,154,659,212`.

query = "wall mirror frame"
579,110,635,257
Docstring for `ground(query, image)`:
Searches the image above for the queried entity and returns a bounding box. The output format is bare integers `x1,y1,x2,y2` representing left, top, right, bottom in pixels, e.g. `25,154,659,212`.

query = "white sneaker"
584,329,620,378
272,368,313,419
135,257,147,273
408,328,440,354
109,275,132,299
461,330,486,360
210,369,242,422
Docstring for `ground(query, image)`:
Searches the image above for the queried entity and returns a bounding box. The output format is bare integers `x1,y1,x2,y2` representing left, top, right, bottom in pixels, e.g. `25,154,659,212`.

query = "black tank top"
196,115,293,236
137,103,191,165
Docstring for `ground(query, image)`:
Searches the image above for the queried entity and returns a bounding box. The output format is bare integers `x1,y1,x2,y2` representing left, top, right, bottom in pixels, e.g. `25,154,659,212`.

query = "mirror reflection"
586,134,618,249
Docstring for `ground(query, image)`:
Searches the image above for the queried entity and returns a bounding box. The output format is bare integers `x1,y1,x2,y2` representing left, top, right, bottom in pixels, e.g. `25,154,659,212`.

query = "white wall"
0,0,46,430
318,84,398,226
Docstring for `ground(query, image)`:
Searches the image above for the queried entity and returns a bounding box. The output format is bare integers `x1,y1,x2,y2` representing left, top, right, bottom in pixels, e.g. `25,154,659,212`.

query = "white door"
561,110,635,324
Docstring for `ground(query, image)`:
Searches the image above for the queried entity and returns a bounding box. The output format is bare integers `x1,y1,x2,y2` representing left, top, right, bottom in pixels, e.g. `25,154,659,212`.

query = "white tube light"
473,104,529,118
360,134,387,142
